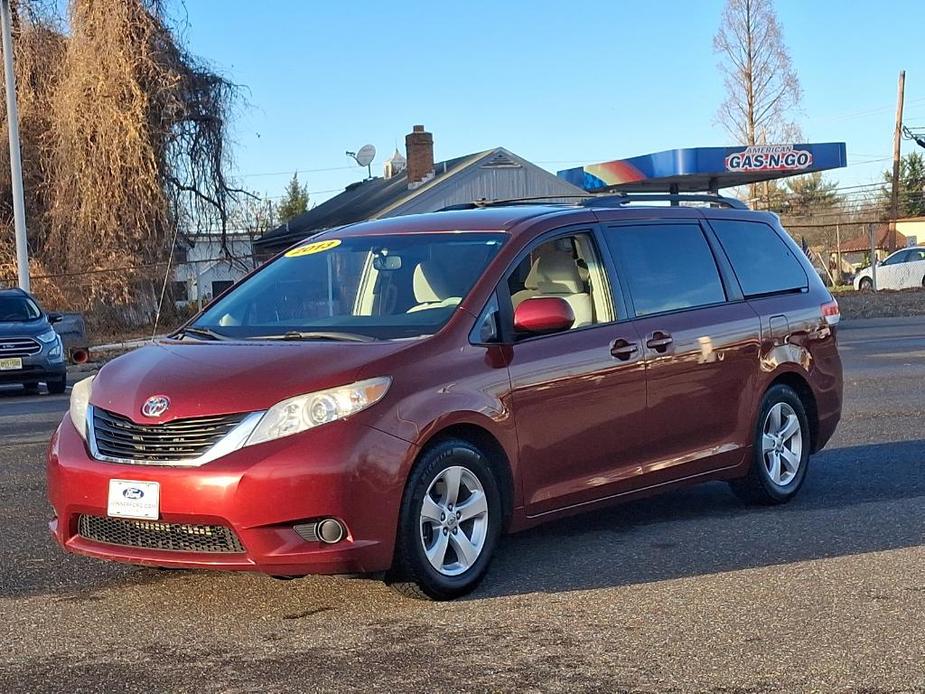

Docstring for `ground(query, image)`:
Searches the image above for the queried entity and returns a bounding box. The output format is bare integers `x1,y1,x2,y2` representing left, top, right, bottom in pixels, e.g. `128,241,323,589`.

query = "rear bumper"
47,416,416,575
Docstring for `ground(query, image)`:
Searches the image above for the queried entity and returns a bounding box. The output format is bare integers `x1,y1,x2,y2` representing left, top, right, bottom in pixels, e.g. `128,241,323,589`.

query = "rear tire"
858,277,873,291
730,384,811,505
387,438,502,600
47,376,67,394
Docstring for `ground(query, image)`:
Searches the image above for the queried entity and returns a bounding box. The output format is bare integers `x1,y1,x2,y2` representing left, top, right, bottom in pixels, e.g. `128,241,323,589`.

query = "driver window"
882,251,908,266
507,232,614,334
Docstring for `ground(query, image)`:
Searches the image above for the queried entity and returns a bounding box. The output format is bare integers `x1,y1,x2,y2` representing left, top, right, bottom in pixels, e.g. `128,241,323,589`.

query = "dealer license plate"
107,479,160,520
0,357,22,371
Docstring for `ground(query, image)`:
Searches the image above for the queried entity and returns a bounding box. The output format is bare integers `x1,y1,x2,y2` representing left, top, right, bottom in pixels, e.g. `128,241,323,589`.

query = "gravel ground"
1,318,924,693
837,287,925,320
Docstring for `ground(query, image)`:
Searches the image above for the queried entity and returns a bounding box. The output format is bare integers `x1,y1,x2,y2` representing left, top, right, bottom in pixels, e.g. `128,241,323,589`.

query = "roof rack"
580,193,748,210
439,192,748,213
439,195,589,211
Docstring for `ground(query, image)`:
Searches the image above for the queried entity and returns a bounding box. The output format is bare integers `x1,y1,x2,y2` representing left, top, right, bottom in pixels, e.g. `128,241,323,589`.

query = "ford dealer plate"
107,479,160,520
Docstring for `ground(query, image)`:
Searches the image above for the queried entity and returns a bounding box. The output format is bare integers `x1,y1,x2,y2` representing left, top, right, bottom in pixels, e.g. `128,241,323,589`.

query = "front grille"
92,408,247,463
0,337,41,357
78,515,245,553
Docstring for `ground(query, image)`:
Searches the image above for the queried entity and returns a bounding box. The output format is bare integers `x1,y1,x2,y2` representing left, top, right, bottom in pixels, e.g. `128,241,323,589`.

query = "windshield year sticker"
286,239,342,257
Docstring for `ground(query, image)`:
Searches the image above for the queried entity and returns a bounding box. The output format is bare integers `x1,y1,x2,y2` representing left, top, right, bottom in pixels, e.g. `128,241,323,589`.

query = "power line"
237,165,359,178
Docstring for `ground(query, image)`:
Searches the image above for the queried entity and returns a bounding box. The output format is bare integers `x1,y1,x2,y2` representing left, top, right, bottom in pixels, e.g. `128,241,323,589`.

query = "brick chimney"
405,125,434,189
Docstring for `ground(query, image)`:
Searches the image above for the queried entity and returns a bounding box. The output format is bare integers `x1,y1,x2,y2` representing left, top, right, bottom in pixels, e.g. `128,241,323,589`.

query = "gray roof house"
254,125,586,257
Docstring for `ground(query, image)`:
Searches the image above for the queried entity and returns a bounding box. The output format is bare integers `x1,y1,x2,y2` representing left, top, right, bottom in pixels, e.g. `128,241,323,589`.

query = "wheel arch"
766,371,820,452
416,422,516,530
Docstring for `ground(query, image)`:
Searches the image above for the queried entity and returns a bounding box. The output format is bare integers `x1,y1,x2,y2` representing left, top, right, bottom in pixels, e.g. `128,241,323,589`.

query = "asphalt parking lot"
1,318,924,693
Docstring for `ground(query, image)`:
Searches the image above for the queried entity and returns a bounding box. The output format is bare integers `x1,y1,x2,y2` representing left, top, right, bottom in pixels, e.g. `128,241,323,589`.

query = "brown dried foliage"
0,0,237,318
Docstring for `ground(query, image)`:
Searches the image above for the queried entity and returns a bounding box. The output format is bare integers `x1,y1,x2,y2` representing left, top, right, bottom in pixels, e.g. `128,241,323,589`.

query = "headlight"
246,377,391,447
37,329,58,343
69,376,95,440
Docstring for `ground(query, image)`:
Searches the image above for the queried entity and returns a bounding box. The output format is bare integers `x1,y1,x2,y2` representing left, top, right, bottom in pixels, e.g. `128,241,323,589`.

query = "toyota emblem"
141,395,170,418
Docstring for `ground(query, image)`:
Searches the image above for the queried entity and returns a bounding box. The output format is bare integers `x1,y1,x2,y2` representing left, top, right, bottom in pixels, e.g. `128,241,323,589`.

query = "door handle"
610,339,639,360
646,331,673,352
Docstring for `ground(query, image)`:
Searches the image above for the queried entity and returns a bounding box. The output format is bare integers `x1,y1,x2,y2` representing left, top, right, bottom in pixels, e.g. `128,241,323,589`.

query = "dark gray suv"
0,288,67,394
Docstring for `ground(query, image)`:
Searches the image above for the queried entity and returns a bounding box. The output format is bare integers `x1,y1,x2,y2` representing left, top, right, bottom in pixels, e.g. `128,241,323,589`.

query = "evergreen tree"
277,173,310,222
780,173,841,216
882,152,925,218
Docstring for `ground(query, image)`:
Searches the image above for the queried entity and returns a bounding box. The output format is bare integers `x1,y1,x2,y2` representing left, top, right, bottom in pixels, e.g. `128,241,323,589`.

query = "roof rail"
438,192,748,213
438,195,589,211
581,193,748,210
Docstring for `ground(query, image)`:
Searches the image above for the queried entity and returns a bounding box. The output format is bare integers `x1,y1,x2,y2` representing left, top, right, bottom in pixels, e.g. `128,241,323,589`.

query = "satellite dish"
355,144,376,168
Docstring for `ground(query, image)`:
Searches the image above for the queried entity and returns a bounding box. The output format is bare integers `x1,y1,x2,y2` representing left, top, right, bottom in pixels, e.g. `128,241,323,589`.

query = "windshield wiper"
250,330,377,343
174,326,228,341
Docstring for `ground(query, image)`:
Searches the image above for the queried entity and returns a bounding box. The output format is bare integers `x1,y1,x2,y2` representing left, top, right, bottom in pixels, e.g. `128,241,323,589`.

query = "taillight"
821,300,840,325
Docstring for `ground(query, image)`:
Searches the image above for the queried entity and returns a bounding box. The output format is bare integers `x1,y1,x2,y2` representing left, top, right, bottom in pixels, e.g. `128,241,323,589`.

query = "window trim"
705,217,810,299
486,224,627,345
468,291,506,346
600,219,738,320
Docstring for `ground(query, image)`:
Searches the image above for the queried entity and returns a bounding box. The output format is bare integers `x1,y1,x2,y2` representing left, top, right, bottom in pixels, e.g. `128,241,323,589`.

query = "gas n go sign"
725,145,813,173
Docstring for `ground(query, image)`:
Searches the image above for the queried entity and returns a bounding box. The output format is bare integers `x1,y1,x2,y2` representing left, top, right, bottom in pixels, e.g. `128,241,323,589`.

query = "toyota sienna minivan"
48,195,842,600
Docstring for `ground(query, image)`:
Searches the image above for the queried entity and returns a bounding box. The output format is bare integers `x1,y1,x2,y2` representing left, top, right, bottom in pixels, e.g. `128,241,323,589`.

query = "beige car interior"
510,235,612,329
407,258,466,313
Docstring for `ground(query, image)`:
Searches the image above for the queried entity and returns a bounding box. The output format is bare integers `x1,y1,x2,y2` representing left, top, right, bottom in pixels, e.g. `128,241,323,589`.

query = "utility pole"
0,0,28,292
835,223,842,286
889,70,906,253
868,223,878,291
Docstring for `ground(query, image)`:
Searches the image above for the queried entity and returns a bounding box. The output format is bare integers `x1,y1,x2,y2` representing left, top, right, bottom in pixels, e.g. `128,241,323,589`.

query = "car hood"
89,339,412,423
0,319,50,337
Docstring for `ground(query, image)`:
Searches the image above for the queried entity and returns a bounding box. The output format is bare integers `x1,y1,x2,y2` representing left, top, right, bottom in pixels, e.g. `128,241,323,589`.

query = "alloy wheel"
761,402,803,486
419,465,489,576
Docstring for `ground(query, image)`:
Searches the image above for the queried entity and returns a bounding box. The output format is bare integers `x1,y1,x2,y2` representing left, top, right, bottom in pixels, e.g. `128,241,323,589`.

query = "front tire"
858,277,873,291
730,384,811,505
47,376,67,394
387,439,502,600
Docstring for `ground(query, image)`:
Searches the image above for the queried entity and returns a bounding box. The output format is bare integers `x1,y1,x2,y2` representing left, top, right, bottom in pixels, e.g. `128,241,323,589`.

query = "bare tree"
0,0,240,320
714,0,802,146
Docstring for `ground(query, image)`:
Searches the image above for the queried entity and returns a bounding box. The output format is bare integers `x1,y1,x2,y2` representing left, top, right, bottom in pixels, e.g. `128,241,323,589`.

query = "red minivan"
47,195,843,600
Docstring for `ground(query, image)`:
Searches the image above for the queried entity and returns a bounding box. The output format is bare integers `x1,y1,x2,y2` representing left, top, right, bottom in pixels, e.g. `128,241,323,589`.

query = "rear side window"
711,220,808,297
605,223,726,316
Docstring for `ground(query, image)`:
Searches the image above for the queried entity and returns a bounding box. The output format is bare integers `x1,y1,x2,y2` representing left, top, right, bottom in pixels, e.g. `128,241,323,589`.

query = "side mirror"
47,312,63,324
513,297,575,335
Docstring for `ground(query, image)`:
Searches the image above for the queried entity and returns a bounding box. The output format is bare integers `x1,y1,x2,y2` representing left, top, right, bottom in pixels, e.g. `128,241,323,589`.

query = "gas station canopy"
557,142,847,193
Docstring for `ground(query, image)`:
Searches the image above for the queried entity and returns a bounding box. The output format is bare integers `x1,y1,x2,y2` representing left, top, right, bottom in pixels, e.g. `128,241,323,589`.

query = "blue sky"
180,0,925,205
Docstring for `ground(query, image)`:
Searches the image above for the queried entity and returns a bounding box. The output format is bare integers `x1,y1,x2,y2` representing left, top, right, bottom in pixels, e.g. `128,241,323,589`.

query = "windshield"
0,295,41,322
192,232,505,340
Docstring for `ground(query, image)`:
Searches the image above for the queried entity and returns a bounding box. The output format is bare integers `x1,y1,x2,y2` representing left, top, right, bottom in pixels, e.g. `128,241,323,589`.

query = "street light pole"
0,0,29,292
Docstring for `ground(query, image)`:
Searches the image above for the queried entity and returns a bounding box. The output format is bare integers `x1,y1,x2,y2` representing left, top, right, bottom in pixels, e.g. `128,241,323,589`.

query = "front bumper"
47,416,416,575
0,351,65,384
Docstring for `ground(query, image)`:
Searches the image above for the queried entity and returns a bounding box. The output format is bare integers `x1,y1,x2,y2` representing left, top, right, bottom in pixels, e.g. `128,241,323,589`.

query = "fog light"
317,518,345,544
294,519,345,544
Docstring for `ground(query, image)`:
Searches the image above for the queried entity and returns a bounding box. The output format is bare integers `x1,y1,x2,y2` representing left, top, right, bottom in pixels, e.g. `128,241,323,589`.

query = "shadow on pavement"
477,438,925,598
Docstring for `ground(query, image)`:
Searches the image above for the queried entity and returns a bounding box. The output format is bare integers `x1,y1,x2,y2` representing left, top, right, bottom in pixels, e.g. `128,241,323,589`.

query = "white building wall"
172,232,256,307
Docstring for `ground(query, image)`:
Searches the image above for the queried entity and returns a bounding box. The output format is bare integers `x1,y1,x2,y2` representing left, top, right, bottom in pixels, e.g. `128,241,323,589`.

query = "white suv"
854,246,925,291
